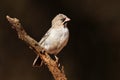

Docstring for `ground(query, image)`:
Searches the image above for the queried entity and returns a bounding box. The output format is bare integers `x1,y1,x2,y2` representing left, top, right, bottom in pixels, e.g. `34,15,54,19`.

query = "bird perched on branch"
33,13,70,67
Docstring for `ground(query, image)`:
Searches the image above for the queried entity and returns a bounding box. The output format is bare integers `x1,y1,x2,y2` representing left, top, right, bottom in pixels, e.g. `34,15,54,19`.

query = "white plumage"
33,14,70,66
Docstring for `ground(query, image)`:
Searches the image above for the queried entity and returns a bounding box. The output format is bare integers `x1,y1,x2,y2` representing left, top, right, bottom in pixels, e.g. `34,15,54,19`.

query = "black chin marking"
64,22,67,27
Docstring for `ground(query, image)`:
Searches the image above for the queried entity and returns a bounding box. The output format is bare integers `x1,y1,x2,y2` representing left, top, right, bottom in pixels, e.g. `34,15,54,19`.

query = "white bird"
33,14,70,67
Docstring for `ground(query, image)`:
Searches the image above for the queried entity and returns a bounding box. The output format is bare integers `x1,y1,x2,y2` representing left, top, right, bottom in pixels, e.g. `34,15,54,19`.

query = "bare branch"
6,15,67,80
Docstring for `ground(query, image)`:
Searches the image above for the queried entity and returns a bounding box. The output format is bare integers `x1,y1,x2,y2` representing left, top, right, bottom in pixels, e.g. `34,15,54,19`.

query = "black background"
0,0,120,80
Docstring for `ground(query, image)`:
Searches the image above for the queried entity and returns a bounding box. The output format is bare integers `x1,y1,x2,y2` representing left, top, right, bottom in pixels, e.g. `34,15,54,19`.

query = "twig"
6,15,67,80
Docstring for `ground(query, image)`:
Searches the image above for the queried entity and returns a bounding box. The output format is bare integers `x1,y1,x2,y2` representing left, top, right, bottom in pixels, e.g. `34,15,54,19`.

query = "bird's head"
52,14,70,27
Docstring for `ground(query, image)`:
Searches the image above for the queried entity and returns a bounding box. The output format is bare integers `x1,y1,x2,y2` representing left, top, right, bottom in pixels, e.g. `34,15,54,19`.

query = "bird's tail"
32,55,42,67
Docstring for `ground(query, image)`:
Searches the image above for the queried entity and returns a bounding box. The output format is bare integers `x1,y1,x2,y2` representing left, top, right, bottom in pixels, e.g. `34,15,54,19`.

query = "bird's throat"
64,22,67,27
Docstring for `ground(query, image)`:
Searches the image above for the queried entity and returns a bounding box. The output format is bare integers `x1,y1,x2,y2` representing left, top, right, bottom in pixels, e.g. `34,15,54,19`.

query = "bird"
33,13,70,67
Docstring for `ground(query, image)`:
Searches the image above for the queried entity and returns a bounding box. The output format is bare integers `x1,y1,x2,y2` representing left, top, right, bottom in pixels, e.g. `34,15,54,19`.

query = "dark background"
0,0,120,80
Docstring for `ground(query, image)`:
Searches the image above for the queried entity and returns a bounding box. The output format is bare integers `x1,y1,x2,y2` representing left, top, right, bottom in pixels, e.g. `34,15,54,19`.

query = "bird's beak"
63,17,70,27
65,17,71,22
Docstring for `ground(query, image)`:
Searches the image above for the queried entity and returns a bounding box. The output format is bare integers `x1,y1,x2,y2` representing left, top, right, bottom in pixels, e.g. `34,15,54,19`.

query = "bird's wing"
33,28,52,67
39,28,52,45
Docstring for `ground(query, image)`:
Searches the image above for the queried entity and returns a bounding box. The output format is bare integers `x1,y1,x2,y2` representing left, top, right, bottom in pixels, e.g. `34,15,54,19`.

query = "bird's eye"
61,18,66,22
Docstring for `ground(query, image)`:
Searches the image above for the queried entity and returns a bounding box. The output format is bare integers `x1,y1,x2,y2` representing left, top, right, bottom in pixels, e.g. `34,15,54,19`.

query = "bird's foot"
54,55,61,68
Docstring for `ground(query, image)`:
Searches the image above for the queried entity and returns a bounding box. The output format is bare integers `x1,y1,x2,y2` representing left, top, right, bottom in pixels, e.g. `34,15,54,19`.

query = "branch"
6,15,67,80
